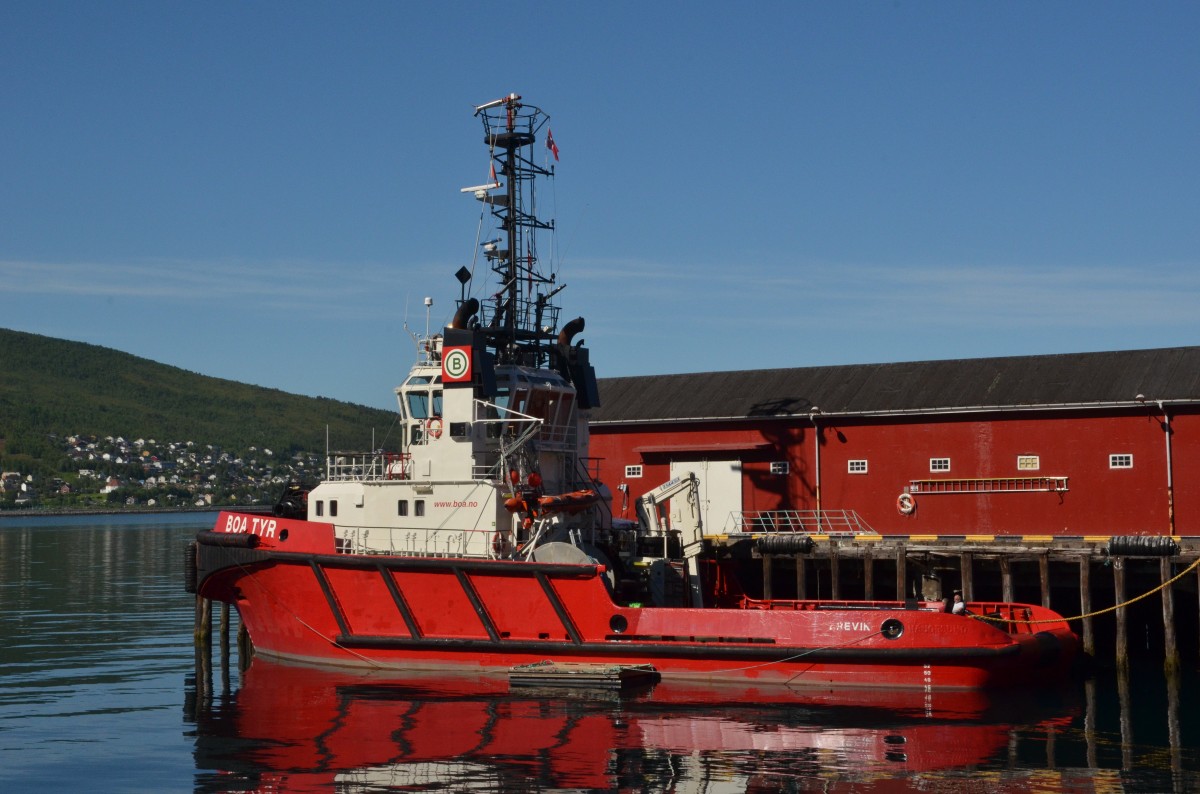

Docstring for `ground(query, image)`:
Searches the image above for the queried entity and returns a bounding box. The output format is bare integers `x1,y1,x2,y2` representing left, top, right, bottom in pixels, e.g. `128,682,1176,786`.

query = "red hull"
191,512,1077,691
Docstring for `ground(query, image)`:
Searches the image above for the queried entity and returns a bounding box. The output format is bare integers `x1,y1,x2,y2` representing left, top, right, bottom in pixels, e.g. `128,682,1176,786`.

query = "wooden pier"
733,531,1200,672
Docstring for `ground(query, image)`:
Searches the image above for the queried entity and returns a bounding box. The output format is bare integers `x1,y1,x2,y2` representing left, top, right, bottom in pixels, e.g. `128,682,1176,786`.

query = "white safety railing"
325,453,411,482
337,525,500,558
729,509,878,536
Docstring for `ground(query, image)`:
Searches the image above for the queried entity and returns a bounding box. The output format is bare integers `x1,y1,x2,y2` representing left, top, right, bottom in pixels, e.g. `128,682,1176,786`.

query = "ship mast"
473,94,556,366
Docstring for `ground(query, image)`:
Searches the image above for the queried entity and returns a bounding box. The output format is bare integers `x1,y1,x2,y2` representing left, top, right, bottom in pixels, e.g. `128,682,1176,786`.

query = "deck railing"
325,452,411,482
729,509,877,536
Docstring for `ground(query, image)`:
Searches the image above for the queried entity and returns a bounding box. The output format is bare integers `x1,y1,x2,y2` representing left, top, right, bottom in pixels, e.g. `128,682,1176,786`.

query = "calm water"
2,514,1199,793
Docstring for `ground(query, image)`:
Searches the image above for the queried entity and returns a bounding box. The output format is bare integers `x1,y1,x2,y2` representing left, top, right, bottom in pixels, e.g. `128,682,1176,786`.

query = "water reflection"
187,657,1088,793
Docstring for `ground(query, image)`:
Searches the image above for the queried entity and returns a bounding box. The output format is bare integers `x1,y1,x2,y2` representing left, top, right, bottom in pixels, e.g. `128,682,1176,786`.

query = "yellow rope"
973,556,1200,625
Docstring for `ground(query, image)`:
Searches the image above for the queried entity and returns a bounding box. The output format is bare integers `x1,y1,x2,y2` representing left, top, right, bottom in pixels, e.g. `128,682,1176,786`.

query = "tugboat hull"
192,512,1075,691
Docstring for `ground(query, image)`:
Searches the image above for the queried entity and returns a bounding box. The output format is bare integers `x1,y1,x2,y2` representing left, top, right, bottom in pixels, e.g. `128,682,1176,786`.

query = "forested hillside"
0,327,398,472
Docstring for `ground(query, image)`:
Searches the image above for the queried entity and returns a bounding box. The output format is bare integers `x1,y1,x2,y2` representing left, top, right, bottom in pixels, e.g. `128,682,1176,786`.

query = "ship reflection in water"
188,658,1089,792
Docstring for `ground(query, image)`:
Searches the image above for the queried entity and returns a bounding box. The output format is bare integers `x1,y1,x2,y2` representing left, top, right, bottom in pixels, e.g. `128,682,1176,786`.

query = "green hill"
0,327,399,470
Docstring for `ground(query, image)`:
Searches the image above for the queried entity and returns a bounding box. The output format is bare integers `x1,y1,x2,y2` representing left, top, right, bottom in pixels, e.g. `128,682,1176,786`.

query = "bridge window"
407,391,429,420
329,500,338,517
315,500,323,517
415,499,425,517
397,500,408,516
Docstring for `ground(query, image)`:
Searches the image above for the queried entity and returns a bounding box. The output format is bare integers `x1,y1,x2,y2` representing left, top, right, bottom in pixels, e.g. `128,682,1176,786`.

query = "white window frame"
929,458,950,473
625,464,643,479
1109,453,1133,469
770,461,789,475
1017,455,1041,471
847,459,868,474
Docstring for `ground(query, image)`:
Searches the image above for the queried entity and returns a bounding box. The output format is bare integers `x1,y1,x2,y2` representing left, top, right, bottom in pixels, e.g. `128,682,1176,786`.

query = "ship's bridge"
397,367,444,446
394,364,578,453
490,366,578,448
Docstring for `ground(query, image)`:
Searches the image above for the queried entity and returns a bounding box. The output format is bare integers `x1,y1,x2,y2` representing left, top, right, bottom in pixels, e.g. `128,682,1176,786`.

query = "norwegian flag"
546,129,559,161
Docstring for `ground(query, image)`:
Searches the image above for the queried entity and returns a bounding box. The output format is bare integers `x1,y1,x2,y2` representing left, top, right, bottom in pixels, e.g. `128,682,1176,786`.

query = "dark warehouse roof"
591,347,1200,424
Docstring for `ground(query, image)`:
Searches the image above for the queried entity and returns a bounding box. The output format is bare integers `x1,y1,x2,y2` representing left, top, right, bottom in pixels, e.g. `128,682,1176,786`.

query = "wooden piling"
795,556,806,600
1039,554,1051,609
762,554,773,600
960,552,974,602
830,545,841,600
1161,557,1179,676
1080,557,1095,658
895,545,906,600
1000,556,1014,603
194,596,212,643
863,550,874,600
1114,559,1128,672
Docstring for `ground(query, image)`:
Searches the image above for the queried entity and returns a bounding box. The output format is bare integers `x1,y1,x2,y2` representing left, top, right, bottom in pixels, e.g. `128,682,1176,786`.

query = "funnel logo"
442,346,472,383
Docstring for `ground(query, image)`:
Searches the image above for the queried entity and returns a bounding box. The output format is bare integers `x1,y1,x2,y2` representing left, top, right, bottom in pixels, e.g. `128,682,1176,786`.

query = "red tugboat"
188,94,1077,691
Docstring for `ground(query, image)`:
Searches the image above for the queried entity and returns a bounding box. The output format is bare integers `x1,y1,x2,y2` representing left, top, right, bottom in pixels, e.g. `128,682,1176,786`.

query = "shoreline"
0,505,272,519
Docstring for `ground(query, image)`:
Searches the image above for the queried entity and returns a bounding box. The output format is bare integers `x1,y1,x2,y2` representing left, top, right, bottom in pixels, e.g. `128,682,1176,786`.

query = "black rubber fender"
755,534,815,555
1107,535,1178,557
196,530,261,549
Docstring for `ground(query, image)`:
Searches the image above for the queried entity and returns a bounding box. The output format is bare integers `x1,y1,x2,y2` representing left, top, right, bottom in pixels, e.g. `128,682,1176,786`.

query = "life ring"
897,493,916,516
426,418,443,439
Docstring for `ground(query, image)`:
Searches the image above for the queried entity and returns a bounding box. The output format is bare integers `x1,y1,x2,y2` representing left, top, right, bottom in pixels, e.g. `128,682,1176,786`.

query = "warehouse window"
1110,454,1133,469
848,459,868,474
625,465,643,478
1017,455,1040,471
770,461,789,475
930,458,950,473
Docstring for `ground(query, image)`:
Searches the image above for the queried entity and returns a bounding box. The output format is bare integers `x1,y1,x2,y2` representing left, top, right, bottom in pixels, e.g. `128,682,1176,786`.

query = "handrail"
729,509,877,536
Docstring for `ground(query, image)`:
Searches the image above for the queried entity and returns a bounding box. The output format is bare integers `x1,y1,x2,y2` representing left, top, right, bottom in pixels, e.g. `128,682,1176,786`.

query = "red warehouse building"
588,347,1200,538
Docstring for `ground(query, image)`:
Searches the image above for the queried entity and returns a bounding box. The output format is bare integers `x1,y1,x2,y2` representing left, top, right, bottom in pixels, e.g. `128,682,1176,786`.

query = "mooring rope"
972,555,1200,626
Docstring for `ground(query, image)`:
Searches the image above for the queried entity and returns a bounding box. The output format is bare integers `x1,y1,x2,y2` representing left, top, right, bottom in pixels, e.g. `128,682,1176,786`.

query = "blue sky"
2,2,1197,410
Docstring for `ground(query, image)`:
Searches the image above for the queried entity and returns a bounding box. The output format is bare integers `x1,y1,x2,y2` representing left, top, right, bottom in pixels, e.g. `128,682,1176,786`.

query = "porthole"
881,618,904,640
609,614,628,634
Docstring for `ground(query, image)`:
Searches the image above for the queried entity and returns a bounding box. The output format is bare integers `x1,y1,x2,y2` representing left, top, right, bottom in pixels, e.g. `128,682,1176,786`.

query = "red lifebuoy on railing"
897,492,916,515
